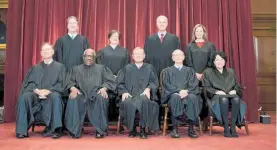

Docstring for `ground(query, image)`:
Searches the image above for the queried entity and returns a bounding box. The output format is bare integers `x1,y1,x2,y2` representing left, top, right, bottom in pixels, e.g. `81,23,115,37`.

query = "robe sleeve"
53,38,63,63
202,70,217,95
49,65,66,94
187,68,199,94
147,65,158,91
116,67,129,96
231,69,242,97
125,49,131,64
207,43,216,67
101,66,116,92
19,66,36,94
185,44,193,68
96,50,103,64
64,68,78,92
162,68,183,98
143,37,150,63
83,37,90,49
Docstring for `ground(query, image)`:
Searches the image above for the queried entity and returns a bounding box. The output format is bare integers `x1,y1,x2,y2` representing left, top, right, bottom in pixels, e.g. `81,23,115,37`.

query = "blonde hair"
191,24,208,42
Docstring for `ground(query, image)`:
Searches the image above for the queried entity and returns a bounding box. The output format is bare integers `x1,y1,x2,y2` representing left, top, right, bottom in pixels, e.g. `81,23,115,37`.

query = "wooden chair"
202,87,249,136
159,68,202,136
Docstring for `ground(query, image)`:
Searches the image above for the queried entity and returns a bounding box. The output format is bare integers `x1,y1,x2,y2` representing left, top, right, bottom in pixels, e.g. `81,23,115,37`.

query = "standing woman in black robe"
54,16,90,71
185,24,216,81
202,51,246,138
96,30,130,76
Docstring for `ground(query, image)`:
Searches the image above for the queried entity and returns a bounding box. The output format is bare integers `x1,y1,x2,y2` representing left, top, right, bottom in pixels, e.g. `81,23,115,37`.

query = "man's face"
41,44,54,59
67,18,79,33
172,51,185,64
156,16,168,31
83,51,95,66
132,49,145,63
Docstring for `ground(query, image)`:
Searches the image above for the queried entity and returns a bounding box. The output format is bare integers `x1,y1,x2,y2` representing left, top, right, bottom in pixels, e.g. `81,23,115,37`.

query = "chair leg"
32,124,35,132
198,117,202,136
117,115,121,136
209,116,213,136
163,107,169,136
244,116,249,135
203,117,208,132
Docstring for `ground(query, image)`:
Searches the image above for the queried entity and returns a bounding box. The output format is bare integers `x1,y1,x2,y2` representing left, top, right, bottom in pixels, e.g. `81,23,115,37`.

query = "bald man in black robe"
16,43,65,139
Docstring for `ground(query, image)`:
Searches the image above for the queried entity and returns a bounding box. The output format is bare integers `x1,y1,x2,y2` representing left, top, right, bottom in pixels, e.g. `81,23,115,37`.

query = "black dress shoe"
128,130,137,138
230,128,239,138
188,127,198,138
224,129,232,138
139,128,147,139
69,132,79,139
95,131,104,139
52,132,61,139
16,133,28,139
170,129,180,138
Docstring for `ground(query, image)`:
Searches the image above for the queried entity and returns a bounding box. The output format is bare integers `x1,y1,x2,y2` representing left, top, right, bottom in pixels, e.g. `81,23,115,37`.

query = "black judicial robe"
16,61,66,136
96,45,130,75
144,33,180,75
64,64,116,137
202,68,246,127
161,66,202,121
185,41,216,74
117,63,159,131
54,34,90,71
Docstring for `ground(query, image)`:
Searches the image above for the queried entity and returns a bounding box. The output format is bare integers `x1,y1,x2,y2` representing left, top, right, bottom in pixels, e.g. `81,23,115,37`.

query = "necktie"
160,33,164,43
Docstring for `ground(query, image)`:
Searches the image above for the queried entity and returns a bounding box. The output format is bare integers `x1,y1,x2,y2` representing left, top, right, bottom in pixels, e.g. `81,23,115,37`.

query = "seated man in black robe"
64,49,116,139
16,43,66,139
117,47,159,139
162,49,202,138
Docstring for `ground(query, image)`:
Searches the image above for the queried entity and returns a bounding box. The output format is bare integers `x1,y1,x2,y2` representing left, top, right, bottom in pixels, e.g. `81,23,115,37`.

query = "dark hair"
108,30,121,40
211,51,227,68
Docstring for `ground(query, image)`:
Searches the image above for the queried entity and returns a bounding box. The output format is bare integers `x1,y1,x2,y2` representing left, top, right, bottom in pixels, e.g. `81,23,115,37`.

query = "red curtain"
4,0,258,122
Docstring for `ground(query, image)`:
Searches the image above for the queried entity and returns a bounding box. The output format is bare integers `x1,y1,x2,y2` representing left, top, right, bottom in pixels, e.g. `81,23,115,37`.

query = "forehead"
215,55,223,59
157,17,167,22
68,18,78,23
110,32,119,36
41,44,52,49
172,51,184,55
196,26,203,31
133,49,144,54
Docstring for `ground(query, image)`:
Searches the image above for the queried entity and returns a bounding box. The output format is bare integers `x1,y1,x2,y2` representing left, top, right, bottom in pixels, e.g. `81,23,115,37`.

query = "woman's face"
195,26,204,39
109,32,119,45
214,55,225,69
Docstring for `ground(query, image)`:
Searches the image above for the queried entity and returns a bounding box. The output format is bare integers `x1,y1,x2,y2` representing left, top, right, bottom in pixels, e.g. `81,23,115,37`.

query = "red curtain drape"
4,0,258,122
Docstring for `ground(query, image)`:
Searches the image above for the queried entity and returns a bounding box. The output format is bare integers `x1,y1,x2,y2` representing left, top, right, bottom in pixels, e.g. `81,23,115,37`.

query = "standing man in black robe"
161,50,202,138
16,43,66,139
144,15,180,75
64,49,116,139
54,16,90,71
117,47,159,139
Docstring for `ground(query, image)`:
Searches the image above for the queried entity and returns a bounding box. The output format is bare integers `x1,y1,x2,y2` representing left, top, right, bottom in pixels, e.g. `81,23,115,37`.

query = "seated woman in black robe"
202,51,246,138
16,43,66,139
